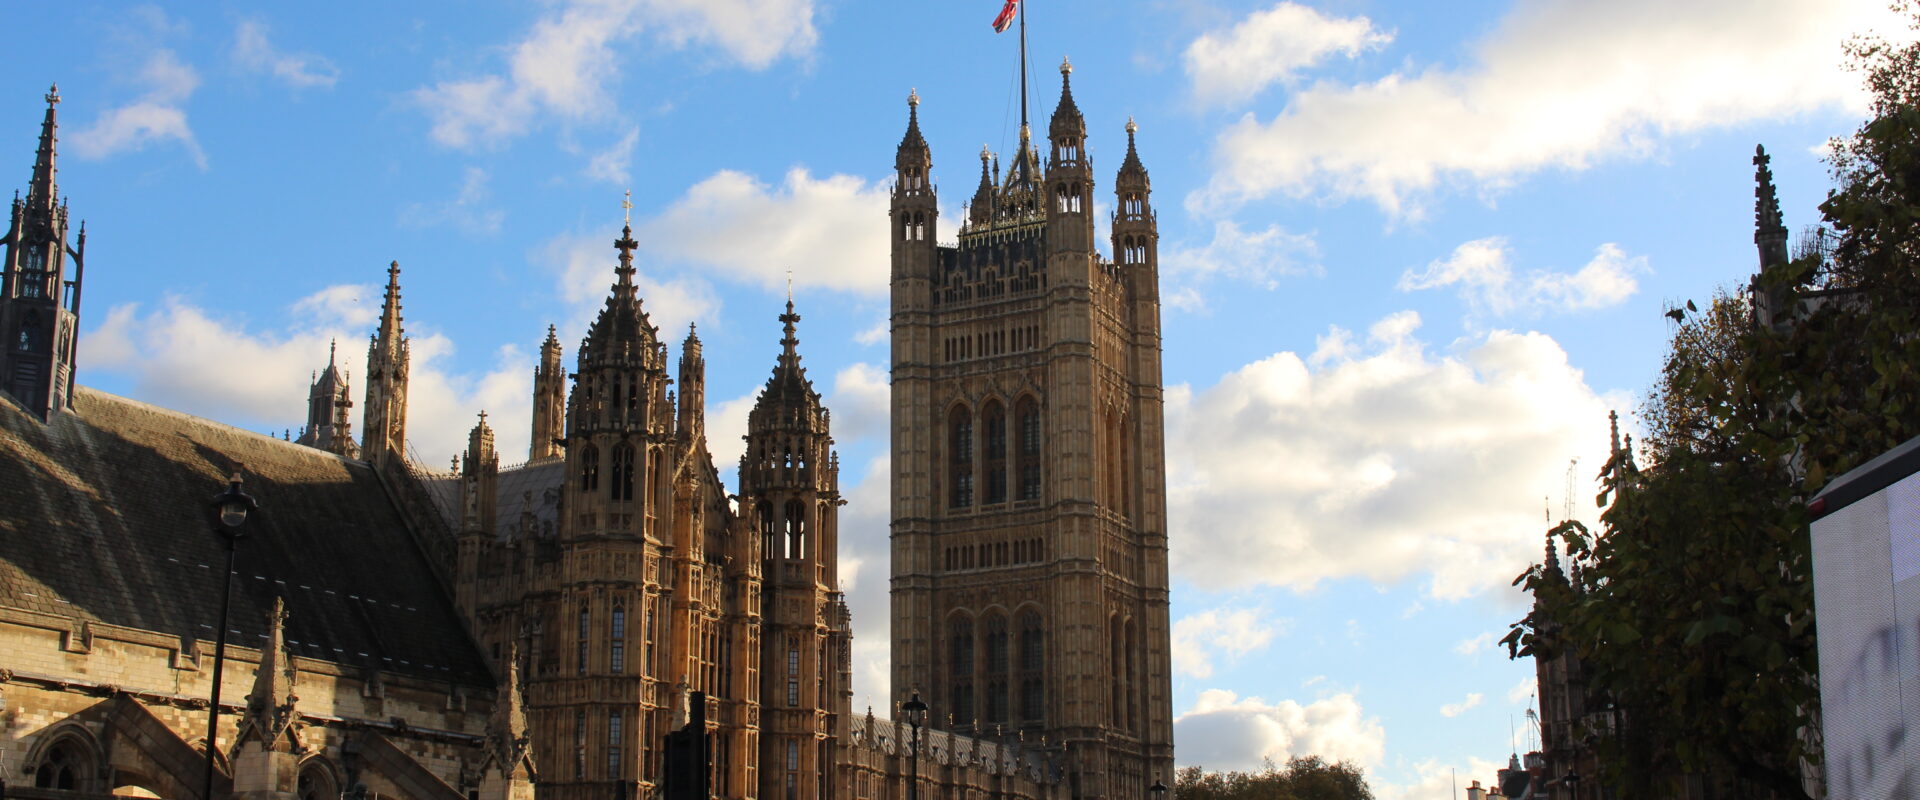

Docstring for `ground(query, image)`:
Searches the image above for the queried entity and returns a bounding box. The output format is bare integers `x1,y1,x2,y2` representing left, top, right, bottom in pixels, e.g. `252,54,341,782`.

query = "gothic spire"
1118,117,1147,183
26,85,58,211
237,596,300,749
1049,57,1085,141
1542,529,1564,580
377,261,404,343
778,299,802,375
970,145,996,225
483,642,534,780
613,224,639,298
1753,145,1789,268
896,89,930,171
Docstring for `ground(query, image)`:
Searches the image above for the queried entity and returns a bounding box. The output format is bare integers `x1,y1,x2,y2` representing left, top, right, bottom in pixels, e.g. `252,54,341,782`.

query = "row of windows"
758,498,816,560
576,443,667,506
944,537,1044,571
943,324,1040,363
948,611,1045,726
948,398,1041,508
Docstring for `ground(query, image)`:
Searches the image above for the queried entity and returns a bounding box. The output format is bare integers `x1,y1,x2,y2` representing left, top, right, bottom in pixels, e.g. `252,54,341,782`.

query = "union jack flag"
992,0,1020,33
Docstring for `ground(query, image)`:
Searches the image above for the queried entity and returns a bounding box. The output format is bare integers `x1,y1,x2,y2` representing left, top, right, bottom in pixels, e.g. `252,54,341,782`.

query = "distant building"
0,63,1167,800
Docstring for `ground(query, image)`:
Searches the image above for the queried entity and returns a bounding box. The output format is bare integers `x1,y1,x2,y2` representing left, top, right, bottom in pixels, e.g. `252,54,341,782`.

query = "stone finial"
908,88,920,107
1060,56,1072,75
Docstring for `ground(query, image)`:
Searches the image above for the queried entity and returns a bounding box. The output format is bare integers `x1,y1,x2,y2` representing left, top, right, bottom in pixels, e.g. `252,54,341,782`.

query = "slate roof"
419,459,566,541
0,387,491,686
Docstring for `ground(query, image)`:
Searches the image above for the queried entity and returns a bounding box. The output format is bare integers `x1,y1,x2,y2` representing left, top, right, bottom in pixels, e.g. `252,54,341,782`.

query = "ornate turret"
968,145,998,226
362,262,410,464
530,325,565,461
677,323,705,444
296,340,358,457
2,86,84,420
892,90,939,285
462,411,499,534
741,299,849,800
231,597,301,800
1044,58,1094,256
476,645,536,800
1749,145,1795,330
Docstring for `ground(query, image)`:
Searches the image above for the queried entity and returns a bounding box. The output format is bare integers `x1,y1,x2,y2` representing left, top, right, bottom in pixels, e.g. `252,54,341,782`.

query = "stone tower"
363,261,410,464
296,340,359,458
739,300,852,800
531,324,566,461
888,63,1175,798
0,86,85,421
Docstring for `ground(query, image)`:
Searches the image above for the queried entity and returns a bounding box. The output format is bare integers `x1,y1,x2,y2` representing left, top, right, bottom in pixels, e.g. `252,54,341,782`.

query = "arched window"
577,608,590,675
1019,611,1045,722
18,312,44,352
785,499,806,559
982,401,1007,504
949,616,975,724
948,405,974,508
608,709,624,777
33,738,91,791
611,443,635,501
1109,616,1124,727
1016,397,1042,501
1125,619,1139,733
579,445,600,492
758,500,777,558
984,614,1009,723
297,762,339,800
610,606,627,674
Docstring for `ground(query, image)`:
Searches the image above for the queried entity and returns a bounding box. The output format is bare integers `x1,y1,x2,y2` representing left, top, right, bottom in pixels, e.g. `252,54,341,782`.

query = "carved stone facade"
887,62,1176,799
0,83,1086,800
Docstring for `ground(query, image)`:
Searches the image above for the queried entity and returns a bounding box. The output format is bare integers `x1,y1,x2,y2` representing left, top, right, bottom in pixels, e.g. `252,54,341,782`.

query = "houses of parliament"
0,61,1173,800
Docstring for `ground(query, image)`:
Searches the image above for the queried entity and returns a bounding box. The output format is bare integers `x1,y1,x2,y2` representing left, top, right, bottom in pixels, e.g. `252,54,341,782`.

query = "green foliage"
1503,11,1920,799
1174,758,1373,800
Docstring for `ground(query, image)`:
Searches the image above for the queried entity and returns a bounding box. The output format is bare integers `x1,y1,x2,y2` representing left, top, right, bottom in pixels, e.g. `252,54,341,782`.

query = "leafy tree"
1505,10,1920,798
1174,757,1373,800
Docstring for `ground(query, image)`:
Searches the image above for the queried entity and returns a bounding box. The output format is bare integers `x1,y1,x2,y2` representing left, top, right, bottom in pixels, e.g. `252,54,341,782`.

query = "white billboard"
1812,436,1920,799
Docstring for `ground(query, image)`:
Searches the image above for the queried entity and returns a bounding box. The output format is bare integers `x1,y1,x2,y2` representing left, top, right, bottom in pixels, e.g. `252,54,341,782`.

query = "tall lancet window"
1016,397,1042,501
948,405,974,508
611,443,635,501
985,613,1009,723
983,401,1007,504
610,606,627,674
949,615,975,725
577,608,590,675
579,445,600,492
1019,611,1045,722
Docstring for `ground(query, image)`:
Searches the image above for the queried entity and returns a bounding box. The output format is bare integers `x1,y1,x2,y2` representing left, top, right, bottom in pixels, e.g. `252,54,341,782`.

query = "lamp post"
202,473,257,800
902,692,928,800
1150,777,1167,800
1562,770,1580,800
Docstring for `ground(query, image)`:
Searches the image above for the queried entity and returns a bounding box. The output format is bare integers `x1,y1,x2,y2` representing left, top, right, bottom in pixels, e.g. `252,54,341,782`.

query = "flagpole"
1018,0,1029,133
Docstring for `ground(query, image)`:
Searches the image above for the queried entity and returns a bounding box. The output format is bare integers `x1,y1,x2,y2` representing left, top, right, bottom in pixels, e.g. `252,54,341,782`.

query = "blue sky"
4,0,1900,796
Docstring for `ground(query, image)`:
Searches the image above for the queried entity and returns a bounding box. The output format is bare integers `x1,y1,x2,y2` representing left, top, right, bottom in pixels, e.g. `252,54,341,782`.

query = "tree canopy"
1174,758,1374,800
1504,11,1920,799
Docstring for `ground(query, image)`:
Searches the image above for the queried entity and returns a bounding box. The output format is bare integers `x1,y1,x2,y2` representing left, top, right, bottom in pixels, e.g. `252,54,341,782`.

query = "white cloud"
83,286,532,464
585,127,641,184
1174,689,1385,772
853,319,888,346
1184,3,1391,106
1193,0,1907,216
289,284,379,329
1439,692,1484,718
1161,220,1320,309
1399,238,1643,317
1453,631,1497,657
1376,758,1508,800
70,48,206,168
232,20,339,88
633,168,892,294
1507,676,1536,705
413,0,816,149
1166,311,1614,599
1172,607,1285,678
828,362,890,444
402,167,507,234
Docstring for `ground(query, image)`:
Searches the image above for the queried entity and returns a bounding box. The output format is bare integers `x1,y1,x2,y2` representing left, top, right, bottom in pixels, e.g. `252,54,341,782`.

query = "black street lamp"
902,692,928,800
202,473,257,800
1562,770,1581,800
1150,777,1168,800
